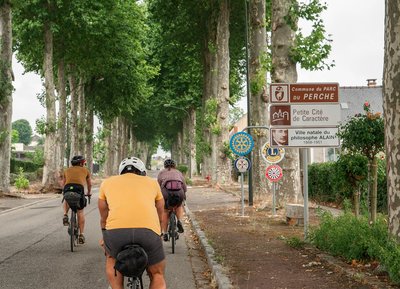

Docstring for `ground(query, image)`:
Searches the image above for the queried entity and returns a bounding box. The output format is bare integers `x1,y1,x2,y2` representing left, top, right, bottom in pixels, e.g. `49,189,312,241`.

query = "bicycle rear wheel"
127,276,142,289
169,212,176,254
70,211,76,252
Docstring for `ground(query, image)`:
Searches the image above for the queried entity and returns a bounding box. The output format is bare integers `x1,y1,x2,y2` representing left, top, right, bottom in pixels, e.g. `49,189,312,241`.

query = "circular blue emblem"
229,132,254,156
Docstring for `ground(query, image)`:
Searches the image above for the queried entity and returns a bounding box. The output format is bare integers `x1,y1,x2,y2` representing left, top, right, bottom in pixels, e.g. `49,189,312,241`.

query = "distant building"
12,134,43,161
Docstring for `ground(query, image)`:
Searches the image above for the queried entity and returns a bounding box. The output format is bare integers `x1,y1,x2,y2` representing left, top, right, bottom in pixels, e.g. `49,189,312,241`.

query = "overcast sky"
12,0,385,130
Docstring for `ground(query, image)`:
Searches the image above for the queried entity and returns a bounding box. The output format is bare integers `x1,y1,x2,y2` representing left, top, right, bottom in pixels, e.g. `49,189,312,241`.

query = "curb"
185,205,235,289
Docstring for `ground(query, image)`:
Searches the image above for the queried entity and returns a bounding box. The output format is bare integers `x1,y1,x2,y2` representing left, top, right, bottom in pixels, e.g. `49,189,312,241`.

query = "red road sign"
270,83,339,104
265,165,283,182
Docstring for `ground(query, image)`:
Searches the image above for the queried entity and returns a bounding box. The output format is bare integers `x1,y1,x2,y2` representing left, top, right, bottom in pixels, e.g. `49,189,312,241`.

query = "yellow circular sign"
261,142,285,164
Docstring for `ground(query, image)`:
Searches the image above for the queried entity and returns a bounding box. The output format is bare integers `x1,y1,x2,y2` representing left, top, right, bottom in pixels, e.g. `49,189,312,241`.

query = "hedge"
308,158,387,212
10,158,40,173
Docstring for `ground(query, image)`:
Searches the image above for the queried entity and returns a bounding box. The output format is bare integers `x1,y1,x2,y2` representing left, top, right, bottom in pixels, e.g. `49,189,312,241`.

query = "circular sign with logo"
234,157,251,173
265,165,283,182
229,132,254,156
261,142,285,164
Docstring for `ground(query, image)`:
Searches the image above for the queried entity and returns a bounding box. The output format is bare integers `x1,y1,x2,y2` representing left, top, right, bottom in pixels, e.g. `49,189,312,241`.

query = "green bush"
185,177,193,185
309,212,400,284
177,164,188,175
308,162,338,203
308,157,387,212
25,148,44,166
14,167,30,190
10,158,40,173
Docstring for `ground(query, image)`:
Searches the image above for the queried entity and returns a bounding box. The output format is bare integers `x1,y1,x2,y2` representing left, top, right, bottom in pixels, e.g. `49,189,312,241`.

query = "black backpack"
114,244,148,277
63,191,82,209
166,191,183,208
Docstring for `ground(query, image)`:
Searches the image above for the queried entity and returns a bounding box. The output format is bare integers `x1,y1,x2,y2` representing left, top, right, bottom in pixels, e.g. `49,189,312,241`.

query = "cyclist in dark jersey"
62,155,92,244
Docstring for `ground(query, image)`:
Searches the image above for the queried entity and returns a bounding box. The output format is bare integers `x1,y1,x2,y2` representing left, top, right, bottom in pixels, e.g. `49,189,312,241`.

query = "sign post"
230,132,254,217
265,165,283,215
269,82,341,238
234,157,251,217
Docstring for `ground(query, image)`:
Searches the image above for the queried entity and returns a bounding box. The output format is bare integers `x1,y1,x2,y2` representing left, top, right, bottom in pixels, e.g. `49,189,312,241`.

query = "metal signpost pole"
302,148,309,240
244,0,253,206
272,182,276,215
241,172,245,217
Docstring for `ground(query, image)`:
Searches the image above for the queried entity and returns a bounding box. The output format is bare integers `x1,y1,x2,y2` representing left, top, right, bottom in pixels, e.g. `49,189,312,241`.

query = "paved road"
0,189,196,289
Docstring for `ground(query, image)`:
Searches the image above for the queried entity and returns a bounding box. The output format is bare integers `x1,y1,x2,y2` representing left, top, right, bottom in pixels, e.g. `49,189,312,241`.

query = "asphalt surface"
0,190,197,289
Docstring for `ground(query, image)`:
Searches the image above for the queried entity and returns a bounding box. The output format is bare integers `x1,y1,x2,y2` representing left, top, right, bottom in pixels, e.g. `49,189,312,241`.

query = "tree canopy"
12,119,32,145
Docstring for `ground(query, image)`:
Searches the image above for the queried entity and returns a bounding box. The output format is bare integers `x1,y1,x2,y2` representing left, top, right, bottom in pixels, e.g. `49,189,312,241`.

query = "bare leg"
63,202,70,215
105,255,124,289
77,209,85,234
147,260,167,289
162,209,169,233
176,205,184,220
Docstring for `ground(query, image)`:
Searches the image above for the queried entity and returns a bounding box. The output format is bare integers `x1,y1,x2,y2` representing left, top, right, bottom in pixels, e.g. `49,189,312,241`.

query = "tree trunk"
271,0,302,205
215,0,231,185
189,108,197,177
130,127,137,156
0,1,13,195
56,59,67,187
122,118,129,159
85,108,94,173
354,189,360,218
384,0,400,238
111,117,120,175
103,122,113,176
136,141,149,166
68,73,79,161
201,5,218,180
249,0,269,201
42,20,58,190
177,130,183,164
78,77,85,154
369,157,378,223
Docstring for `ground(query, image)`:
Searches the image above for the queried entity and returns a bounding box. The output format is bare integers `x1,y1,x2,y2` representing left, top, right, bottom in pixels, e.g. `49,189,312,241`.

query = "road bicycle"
65,193,89,252
167,208,179,254
68,207,79,252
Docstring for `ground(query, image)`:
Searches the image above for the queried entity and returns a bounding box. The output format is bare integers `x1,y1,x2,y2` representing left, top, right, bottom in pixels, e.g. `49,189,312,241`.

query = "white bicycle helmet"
118,157,146,175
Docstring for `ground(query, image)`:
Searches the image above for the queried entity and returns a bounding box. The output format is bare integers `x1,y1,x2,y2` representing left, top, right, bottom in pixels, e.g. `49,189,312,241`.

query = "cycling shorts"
102,228,165,266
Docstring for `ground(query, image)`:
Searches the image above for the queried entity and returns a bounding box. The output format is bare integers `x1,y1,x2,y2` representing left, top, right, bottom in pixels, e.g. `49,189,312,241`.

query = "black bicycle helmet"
71,155,86,166
164,158,176,168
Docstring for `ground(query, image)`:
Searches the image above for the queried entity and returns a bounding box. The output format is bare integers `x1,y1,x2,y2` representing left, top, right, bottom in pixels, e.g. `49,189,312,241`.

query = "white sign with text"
270,127,340,147
270,104,341,127
288,127,340,147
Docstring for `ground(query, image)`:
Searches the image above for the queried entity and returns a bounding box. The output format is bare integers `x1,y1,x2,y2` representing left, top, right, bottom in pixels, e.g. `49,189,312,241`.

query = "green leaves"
290,1,334,71
12,119,32,145
338,105,385,160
